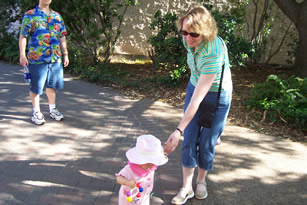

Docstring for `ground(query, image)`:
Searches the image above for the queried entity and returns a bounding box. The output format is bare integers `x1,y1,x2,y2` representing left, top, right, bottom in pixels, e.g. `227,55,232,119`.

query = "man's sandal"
171,187,194,204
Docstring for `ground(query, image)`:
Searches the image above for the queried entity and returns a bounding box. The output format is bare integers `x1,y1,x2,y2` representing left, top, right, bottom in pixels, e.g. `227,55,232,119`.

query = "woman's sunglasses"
180,30,200,38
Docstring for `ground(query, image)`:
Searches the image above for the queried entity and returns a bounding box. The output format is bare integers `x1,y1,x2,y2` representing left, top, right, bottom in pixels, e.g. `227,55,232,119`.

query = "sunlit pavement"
0,61,306,205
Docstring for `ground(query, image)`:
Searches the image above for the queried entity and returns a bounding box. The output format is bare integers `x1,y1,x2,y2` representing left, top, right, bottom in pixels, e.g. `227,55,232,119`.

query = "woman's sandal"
195,182,208,199
171,187,194,204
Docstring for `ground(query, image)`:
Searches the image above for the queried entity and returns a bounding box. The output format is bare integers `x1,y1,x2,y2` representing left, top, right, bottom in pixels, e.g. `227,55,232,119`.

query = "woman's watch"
176,127,183,136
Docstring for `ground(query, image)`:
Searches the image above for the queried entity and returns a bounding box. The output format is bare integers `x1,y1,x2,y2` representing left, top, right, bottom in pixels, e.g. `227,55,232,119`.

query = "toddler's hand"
127,180,136,188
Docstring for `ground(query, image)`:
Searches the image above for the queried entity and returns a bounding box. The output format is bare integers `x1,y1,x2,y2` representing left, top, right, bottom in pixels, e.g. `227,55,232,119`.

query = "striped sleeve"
199,40,223,74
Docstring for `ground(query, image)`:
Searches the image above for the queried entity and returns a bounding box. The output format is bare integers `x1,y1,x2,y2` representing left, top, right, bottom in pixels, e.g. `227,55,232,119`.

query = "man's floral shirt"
20,6,67,64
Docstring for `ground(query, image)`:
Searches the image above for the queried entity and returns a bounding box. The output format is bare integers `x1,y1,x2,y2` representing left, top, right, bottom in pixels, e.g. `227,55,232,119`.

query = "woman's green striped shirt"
183,36,232,92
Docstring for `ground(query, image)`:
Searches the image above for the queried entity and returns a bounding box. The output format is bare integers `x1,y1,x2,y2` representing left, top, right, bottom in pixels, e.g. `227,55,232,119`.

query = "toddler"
116,134,168,205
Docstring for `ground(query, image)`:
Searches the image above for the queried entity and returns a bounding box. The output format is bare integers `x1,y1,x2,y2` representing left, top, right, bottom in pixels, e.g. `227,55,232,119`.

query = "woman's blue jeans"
182,81,232,170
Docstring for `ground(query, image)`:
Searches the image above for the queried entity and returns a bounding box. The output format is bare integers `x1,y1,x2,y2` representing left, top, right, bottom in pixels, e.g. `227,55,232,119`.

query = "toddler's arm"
116,175,136,188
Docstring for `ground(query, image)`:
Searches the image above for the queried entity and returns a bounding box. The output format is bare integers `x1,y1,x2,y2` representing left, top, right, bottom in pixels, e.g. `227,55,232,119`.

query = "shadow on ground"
0,62,306,205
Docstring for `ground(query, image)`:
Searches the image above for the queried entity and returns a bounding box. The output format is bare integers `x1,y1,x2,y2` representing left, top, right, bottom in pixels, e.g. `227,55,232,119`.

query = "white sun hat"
126,134,168,166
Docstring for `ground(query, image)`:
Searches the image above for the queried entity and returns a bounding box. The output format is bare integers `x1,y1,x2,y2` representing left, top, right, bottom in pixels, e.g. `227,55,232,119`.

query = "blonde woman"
164,6,233,204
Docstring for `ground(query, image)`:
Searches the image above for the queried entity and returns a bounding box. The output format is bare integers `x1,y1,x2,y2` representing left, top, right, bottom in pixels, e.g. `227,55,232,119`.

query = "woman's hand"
164,130,181,154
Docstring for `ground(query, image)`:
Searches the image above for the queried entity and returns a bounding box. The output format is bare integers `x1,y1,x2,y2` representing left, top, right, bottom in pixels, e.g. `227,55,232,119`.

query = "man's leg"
46,62,64,121
27,63,48,125
30,91,40,111
46,88,56,105
30,91,46,125
47,88,64,121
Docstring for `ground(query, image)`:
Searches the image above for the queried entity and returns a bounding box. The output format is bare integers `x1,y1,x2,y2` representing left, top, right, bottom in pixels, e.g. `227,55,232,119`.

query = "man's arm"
19,34,28,67
60,36,69,67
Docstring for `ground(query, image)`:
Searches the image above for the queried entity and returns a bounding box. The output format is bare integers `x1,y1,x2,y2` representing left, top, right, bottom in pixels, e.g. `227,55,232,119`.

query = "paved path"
0,62,306,205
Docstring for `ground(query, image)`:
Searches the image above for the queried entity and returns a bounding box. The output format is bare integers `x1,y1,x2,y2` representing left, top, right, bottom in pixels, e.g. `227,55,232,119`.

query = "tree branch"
265,22,293,64
255,0,269,39
251,0,258,40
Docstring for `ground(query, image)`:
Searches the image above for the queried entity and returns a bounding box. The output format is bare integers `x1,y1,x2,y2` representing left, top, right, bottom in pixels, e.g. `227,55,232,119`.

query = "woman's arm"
164,73,217,154
178,73,216,130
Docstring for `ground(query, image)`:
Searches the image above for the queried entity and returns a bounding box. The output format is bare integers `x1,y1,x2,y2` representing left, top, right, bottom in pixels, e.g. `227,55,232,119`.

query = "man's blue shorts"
28,62,64,95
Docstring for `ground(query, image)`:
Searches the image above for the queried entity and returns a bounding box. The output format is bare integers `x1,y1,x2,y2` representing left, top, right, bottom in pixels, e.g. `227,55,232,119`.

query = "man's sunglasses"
180,30,200,38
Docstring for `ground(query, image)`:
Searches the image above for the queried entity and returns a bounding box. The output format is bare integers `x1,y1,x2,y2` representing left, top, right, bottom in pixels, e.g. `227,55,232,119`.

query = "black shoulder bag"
197,64,225,128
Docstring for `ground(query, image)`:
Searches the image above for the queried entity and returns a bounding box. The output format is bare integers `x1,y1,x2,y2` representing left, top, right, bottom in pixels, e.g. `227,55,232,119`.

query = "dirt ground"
100,62,306,142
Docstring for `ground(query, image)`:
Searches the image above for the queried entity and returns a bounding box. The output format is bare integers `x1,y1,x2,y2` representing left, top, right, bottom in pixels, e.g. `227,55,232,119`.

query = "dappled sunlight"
0,63,150,203
79,170,115,181
223,186,241,193
0,88,9,93
0,117,104,160
0,82,25,86
210,125,307,191
63,76,75,82
0,193,17,203
22,180,71,188
211,165,306,185
29,162,66,167
1,62,306,204
144,101,183,137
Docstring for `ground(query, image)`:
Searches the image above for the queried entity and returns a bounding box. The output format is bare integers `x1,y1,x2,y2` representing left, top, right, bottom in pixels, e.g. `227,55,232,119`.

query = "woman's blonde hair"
177,6,218,42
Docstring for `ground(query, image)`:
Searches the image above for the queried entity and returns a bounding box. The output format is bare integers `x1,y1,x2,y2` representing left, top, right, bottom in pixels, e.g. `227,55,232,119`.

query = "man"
19,0,69,125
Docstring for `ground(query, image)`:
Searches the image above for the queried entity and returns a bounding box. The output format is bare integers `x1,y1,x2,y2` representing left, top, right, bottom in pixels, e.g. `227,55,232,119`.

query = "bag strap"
216,36,227,105
194,36,226,105
216,63,225,105
193,61,225,105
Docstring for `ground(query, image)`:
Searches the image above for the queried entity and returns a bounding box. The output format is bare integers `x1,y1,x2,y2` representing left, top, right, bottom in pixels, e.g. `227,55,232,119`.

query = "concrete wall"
114,0,297,65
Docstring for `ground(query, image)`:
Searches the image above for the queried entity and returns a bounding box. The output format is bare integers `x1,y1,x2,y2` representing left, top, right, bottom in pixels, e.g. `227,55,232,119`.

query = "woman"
164,6,232,204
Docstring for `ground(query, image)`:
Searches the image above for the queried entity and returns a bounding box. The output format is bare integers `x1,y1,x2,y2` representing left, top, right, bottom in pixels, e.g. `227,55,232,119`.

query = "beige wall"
114,0,195,57
114,0,297,65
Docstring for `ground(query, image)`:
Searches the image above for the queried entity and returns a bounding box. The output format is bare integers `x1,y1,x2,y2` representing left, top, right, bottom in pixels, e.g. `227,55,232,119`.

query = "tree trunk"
293,4,307,77
273,0,307,77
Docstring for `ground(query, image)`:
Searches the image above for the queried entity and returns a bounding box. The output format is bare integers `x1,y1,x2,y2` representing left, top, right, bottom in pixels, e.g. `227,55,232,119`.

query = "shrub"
212,10,254,67
0,33,19,63
148,10,187,85
247,75,307,130
10,0,138,64
51,0,139,64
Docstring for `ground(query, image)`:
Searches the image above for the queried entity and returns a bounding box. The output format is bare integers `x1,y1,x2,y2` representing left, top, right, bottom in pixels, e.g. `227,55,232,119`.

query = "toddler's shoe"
50,108,64,121
171,187,194,204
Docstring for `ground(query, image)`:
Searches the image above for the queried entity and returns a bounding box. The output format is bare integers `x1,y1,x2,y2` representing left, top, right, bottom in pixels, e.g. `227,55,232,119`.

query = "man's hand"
63,54,69,67
19,55,28,67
